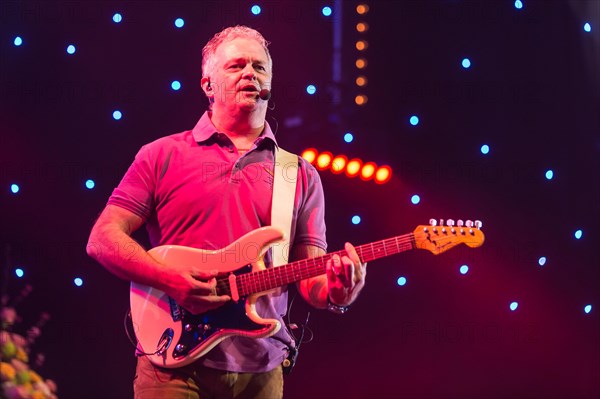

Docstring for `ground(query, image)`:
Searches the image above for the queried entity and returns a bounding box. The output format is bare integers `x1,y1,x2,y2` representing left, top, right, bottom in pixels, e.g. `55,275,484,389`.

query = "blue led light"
538,256,547,266
514,0,523,9
15,268,24,278
344,133,354,143
584,23,591,32
411,195,420,205
113,110,122,120
409,115,419,126
85,179,95,189
397,276,407,286
113,13,122,23
510,302,519,311
584,305,592,314
174,18,184,28
306,85,317,95
481,144,490,154
171,80,181,91
66,44,76,54
251,5,262,15
14,36,23,46
545,170,554,180
460,265,469,275
74,278,83,287
462,58,471,69
322,6,332,16
351,215,361,225
574,229,583,240
10,184,20,194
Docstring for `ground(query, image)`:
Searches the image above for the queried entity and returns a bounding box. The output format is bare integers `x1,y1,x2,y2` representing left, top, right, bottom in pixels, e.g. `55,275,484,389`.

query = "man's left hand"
325,242,367,306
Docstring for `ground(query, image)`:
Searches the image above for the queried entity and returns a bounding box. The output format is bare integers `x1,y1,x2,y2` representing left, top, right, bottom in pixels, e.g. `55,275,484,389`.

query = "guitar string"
234,228,481,295
238,237,416,295
217,229,478,296
233,234,418,296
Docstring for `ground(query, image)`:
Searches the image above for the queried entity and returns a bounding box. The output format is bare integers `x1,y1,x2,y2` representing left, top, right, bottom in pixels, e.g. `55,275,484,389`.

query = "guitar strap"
271,146,302,375
271,147,299,267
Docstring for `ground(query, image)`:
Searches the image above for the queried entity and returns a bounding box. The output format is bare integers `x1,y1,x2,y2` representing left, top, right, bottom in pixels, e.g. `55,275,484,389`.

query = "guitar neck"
234,232,416,297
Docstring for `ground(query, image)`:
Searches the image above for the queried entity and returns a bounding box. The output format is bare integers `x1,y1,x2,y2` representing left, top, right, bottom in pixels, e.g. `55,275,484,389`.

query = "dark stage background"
1,1,599,398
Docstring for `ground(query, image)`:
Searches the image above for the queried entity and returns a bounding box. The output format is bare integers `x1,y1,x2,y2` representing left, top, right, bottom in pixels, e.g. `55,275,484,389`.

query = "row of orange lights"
301,148,392,184
355,4,370,106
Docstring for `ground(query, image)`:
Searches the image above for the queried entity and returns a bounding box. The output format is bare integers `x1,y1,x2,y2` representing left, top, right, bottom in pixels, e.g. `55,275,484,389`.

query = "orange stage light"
331,155,348,174
301,148,318,164
316,152,333,170
374,165,392,184
355,76,368,87
355,58,368,69
345,158,363,178
356,4,370,15
355,40,368,51
355,94,368,105
356,22,369,33
360,162,377,181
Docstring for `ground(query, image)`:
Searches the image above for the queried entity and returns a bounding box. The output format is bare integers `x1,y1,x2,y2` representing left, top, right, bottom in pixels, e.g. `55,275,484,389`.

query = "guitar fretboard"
217,233,416,297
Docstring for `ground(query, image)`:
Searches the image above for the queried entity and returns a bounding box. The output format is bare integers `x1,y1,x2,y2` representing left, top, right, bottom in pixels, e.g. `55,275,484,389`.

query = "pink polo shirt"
108,111,327,372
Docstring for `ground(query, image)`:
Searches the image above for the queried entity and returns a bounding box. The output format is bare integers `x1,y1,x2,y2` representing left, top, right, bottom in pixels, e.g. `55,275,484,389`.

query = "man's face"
205,37,272,113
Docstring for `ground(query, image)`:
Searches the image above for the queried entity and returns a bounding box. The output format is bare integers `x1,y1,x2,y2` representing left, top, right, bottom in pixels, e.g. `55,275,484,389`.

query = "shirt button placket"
230,159,241,183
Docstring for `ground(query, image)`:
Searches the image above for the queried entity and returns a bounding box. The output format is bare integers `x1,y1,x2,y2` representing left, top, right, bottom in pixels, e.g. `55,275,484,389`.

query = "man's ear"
201,77,213,99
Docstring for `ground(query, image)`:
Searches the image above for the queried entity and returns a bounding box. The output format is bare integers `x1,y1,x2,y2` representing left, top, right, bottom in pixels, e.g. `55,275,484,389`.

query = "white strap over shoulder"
271,147,299,267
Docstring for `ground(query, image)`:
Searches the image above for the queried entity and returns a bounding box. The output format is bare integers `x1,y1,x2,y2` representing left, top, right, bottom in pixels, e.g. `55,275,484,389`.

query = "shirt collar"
192,111,278,147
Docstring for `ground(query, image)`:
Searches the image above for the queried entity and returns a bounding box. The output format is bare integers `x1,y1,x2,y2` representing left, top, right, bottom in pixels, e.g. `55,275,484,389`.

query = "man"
87,25,366,399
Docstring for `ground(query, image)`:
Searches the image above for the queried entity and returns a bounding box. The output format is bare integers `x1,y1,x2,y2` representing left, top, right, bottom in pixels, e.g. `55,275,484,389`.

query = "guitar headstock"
413,219,485,255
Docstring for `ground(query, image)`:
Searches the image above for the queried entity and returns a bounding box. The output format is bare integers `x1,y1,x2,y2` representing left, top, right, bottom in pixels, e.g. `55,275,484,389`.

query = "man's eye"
255,65,266,71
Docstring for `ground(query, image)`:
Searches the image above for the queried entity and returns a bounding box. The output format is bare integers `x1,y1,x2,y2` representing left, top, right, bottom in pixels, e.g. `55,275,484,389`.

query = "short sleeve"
107,144,157,221
292,159,327,252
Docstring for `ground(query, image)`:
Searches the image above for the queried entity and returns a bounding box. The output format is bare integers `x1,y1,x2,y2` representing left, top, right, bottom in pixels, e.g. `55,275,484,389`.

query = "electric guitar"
130,219,484,368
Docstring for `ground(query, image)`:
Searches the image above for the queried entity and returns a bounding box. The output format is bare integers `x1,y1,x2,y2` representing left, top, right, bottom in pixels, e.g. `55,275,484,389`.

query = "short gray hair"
202,25,272,78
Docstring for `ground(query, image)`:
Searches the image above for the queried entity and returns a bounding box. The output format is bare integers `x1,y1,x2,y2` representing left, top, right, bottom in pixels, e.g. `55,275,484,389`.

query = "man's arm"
294,243,367,309
86,204,230,314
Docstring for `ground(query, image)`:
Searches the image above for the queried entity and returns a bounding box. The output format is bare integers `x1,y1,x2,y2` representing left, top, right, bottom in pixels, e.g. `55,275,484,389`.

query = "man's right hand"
163,268,231,315
87,204,231,315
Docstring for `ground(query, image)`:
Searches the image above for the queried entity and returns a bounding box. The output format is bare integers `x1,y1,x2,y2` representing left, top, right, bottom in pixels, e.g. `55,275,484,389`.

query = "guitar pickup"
168,296,183,321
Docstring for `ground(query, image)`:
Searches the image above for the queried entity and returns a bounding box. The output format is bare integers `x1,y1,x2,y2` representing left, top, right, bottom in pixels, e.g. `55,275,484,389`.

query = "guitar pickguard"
171,299,266,359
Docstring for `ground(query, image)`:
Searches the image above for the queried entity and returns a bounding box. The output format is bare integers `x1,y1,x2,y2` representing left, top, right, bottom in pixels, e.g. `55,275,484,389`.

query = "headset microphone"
258,89,271,101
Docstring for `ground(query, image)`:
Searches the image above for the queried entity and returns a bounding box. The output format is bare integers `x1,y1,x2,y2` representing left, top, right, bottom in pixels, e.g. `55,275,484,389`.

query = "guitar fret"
236,231,447,296
274,266,281,287
357,247,364,262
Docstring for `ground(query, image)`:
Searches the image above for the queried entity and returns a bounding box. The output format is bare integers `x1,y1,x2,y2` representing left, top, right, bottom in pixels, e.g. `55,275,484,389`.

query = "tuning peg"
474,220,483,229
446,219,456,233
465,220,473,228
456,220,465,234
429,218,437,226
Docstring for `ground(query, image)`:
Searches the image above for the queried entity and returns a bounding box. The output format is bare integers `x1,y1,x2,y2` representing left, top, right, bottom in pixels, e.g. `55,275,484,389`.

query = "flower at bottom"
0,361,16,381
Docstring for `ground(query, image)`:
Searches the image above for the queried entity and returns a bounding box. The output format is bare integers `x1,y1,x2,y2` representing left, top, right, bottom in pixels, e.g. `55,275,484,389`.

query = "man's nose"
241,65,256,80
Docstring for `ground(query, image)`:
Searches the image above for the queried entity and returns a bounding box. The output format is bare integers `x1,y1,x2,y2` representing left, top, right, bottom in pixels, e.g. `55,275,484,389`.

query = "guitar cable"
123,309,139,349
123,309,162,356
281,291,314,375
